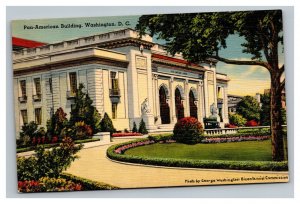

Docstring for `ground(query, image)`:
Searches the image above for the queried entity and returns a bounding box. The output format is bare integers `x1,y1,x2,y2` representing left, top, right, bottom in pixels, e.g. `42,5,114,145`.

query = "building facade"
13,29,229,136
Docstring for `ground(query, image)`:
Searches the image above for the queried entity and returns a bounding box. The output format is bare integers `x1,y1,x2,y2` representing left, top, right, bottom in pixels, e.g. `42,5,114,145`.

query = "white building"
13,28,229,136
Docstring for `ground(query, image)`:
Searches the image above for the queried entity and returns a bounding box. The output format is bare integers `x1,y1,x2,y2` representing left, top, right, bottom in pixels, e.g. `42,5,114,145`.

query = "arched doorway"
175,88,184,120
159,86,170,124
189,90,198,119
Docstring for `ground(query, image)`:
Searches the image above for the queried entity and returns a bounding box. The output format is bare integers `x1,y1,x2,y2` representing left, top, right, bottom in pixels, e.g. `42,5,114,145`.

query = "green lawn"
125,140,273,161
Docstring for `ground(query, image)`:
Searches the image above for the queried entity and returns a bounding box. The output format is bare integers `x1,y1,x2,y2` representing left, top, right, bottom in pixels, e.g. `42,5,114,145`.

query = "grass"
125,140,273,161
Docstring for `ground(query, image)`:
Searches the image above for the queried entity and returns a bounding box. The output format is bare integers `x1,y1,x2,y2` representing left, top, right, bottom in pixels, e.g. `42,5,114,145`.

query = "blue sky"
12,15,285,96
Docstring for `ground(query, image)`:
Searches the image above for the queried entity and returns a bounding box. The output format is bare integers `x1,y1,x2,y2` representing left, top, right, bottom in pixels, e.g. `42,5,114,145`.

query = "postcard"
12,10,288,192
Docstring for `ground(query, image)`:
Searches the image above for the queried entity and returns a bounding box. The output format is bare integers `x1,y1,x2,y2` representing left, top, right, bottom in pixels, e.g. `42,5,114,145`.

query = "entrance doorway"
189,90,198,119
175,88,184,120
159,86,170,124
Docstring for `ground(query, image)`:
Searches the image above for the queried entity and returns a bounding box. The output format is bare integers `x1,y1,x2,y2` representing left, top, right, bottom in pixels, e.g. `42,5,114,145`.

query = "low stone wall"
93,132,111,144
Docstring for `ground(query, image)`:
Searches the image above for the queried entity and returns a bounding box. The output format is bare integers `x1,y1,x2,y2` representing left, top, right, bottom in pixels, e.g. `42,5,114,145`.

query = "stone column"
169,77,176,124
184,79,189,117
223,85,229,123
197,81,204,124
154,75,161,124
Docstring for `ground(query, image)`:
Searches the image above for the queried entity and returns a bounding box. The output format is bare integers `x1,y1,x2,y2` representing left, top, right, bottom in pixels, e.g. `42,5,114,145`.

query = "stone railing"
13,29,153,60
204,128,237,135
204,125,287,136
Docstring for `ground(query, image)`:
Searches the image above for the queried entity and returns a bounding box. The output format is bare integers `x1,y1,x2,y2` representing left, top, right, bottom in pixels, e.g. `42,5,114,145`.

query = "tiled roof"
12,37,46,48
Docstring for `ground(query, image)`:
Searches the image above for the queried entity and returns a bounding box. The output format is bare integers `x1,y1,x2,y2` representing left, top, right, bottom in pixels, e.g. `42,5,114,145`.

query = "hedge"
16,138,100,153
60,173,119,190
107,139,288,171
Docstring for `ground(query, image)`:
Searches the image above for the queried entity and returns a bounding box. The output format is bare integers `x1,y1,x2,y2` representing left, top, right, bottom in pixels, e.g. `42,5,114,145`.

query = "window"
20,110,28,125
112,103,117,119
34,78,41,95
20,80,26,97
35,108,42,125
69,72,77,94
49,78,53,93
110,72,119,90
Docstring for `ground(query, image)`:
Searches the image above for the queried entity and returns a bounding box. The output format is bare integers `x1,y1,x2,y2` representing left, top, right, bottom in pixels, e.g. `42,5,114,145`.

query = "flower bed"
114,140,156,154
201,135,270,143
18,177,82,193
112,132,143,137
107,139,288,171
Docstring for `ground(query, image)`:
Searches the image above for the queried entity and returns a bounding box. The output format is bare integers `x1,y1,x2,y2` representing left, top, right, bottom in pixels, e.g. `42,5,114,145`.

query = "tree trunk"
270,71,284,161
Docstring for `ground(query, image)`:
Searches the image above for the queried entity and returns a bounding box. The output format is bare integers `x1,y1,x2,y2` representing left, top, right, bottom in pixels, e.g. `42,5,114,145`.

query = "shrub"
47,107,68,139
173,117,203,144
138,119,148,134
20,121,38,139
229,113,247,127
18,177,82,193
100,113,116,135
17,137,83,181
132,122,138,133
69,83,102,134
236,95,261,121
225,123,237,128
245,120,259,127
72,121,93,140
60,173,119,190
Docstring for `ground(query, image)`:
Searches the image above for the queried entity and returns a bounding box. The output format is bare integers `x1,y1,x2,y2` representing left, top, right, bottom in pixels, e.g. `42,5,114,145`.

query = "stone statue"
210,103,218,117
141,98,151,114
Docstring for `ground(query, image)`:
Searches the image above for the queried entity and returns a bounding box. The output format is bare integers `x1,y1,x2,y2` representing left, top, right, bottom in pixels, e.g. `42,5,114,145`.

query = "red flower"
245,120,258,127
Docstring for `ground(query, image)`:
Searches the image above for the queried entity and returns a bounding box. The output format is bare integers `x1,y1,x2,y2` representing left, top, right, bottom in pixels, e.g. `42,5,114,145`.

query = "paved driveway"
65,139,289,189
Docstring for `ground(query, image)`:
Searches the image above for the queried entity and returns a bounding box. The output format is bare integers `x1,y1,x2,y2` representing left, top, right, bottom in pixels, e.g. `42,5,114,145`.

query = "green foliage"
281,108,287,125
46,107,68,141
100,113,116,135
72,121,93,140
148,134,173,142
69,83,101,134
236,96,261,122
18,177,82,192
138,119,148,134
16,138,99,153
60,173,119,190
17,137,83,181
229,113,247,127
132,121,138,133
137,10,283,63
173,117,204,144
260,93,271,125
20,121,38,139
107,142,288,171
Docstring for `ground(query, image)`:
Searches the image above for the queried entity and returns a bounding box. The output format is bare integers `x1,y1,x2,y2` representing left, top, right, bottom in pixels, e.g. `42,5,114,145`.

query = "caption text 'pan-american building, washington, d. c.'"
13,28,229,135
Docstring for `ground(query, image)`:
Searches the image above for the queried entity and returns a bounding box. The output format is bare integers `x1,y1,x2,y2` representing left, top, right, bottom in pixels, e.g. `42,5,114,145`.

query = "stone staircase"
148,123,175,133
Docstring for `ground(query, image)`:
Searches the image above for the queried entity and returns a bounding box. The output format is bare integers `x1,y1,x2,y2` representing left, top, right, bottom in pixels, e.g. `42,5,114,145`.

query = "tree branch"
279,65,285,76
212,55,271,70
280,78,285,91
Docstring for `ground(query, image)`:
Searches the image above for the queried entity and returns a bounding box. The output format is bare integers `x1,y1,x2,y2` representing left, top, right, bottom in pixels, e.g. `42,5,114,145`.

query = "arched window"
159,86,170,124
175,88,184,120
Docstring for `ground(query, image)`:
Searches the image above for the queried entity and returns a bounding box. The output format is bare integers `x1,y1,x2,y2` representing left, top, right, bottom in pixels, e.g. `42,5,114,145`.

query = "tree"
137,10,285,161
100,113,116,135
260,93,271,126
132,121,138,133
138,119,148,134
229,113,247,127
69,83,101,134
236,96,260,122
47,107,68,139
